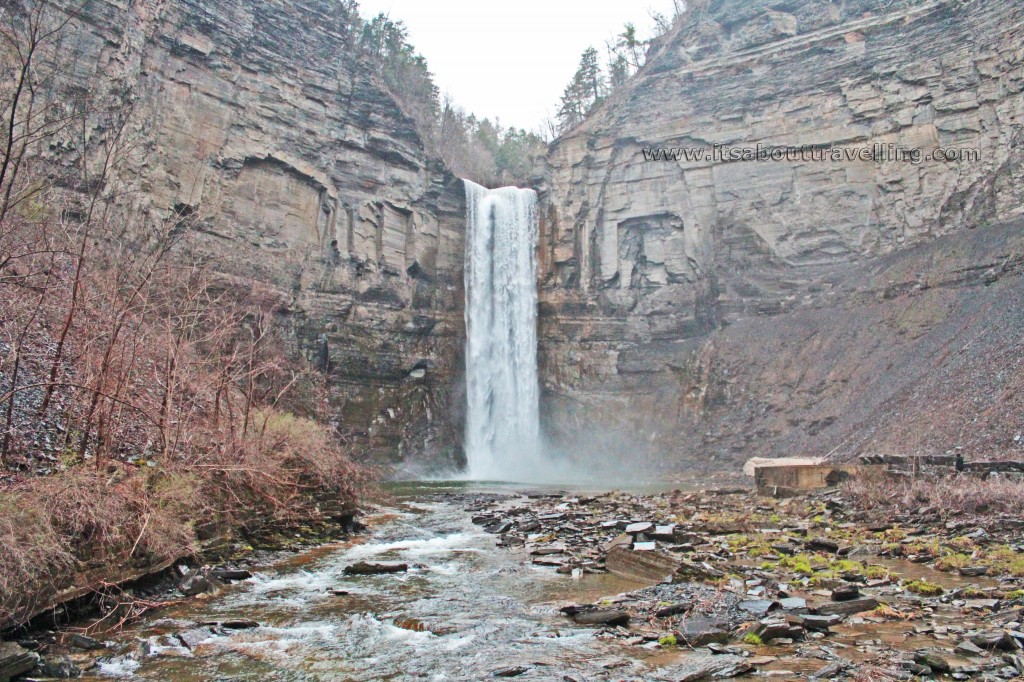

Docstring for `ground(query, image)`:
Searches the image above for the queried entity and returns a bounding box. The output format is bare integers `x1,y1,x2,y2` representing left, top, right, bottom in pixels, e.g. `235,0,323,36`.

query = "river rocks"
815,597,880,617
606,545,682,583
530,546,565,556
738,600,777,617
830,585,861,602
180,572,219,597
470,486,1024,679
66,634,105,651
203,620,260,630
568,609,630,627
960,566,990,577
654,654,753,682
210,568,253,582
655,603,691,618
675,618,730,647
778,597,808,612
625,522,654,535
672,560,725,582
970,630,1018,651
791,614,843,633
35,654,81,679
344,561,409,576
492,665,530,677
957,640,985,656
805,539,841,554
175,627,215,651
0,642,38,682
913,651,952,674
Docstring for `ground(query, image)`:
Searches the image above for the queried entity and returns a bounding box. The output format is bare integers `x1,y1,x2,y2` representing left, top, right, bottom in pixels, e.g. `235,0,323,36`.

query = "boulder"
343,561,408,575
606,545,682,583
66,634,105,651
816,597,879,617
0,642,39,682
176,627,215,650
831,585,860,602
210,568,253,582
676,618,730,646
913,652,951,674
180,572,219,596
569,609,630,627
35,655,80,679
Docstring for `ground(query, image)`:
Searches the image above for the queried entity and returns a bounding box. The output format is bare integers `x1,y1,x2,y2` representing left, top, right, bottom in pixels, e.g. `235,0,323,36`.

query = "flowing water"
462,181,542,482
81,484,664,681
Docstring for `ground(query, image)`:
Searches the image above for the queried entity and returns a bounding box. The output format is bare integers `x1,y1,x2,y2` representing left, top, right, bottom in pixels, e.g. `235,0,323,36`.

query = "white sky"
357,0,680,132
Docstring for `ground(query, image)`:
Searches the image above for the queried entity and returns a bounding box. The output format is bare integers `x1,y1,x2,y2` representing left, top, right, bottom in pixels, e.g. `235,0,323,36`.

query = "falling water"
463,180,541,481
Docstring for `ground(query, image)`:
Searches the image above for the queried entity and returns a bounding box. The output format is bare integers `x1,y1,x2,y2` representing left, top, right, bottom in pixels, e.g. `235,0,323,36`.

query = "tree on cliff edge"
557,47,606,133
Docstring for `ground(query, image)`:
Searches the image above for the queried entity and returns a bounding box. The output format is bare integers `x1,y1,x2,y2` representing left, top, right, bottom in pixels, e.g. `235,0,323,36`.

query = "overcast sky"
357,0,680,132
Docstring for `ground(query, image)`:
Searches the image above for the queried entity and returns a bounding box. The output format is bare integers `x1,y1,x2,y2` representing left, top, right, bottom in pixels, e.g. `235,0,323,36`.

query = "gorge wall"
44,0,467,468
28,0,1024,476
538,0,1024,471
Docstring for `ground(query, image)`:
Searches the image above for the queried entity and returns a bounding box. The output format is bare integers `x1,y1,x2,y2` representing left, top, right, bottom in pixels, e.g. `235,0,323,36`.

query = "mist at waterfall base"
457,181,675,486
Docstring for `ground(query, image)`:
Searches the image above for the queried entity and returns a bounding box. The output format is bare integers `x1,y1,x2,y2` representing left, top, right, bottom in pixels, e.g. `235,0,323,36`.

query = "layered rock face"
538,0,1024,470
50,0,466,466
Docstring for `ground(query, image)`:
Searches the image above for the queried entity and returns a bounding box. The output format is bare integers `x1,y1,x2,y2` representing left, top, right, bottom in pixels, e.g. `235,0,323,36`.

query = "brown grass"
843,474,1024,516
0,414,369,628
0,1,372,630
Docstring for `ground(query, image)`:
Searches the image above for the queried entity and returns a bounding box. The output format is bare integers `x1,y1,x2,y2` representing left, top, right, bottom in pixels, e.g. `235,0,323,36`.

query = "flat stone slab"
779,597,808,612
815,597,879,617
654,653,753,681
343,561,409,576
0,642,39,681
831,585,860,602
569,609,630,626
606,545,682,583
792,613,843,632
676,617,730,647
625,522,654,535
651,524,677,540
738,599,778,617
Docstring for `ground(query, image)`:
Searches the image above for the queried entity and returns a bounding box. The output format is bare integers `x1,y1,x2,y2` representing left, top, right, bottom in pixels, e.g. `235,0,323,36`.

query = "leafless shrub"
844,473,1024,517
0,0,369,629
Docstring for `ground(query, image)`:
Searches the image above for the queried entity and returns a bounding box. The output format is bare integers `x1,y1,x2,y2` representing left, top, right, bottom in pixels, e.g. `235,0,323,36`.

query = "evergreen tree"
557,46,607,133
608,54,630,90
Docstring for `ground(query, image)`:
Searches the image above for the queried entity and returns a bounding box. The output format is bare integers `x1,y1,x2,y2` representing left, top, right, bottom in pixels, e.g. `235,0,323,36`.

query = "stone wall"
538,0,1024,470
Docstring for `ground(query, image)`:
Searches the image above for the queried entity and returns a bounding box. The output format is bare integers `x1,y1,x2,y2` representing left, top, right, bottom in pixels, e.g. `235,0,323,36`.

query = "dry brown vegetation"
843,473,1024,517
0,0,368,629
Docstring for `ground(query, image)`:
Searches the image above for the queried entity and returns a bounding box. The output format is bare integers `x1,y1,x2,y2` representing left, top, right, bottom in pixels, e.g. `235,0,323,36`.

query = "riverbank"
5,479,1024,681
468,482,1024,679
0,423,369,637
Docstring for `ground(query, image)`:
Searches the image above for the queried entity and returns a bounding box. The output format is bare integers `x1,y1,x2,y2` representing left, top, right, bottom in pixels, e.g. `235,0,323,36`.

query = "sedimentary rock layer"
538,0,1024,469
43,0,467,465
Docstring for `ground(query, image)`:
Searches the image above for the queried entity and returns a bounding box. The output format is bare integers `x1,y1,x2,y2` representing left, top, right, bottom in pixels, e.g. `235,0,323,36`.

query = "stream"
81,483,670,681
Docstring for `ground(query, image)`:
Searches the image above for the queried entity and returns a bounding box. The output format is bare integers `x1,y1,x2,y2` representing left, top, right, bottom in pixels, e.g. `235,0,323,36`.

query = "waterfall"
463,180,541,481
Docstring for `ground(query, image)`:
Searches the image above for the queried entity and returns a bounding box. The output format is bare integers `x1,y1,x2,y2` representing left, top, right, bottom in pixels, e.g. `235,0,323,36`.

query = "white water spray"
463,180,541,481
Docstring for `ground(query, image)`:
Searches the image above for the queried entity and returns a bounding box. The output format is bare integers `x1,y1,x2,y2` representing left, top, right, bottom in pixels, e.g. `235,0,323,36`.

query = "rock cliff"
29,0,1024,474
538,0,1024,470
44,0,467,467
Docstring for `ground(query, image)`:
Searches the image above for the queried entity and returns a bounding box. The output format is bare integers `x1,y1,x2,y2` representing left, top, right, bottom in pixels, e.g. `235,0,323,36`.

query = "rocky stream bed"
3,481,1024,681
